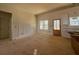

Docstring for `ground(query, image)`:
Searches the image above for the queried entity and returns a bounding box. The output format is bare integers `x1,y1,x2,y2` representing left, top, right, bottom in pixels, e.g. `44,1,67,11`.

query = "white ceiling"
0,3,72,14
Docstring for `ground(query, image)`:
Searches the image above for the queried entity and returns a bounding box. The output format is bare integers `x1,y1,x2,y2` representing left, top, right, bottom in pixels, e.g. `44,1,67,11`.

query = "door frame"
53,19,61,36
0,11,12,40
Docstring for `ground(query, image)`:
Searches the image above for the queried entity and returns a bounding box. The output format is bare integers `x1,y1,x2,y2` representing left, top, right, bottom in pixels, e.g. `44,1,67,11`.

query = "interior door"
0,11,12,39
53,19,61,36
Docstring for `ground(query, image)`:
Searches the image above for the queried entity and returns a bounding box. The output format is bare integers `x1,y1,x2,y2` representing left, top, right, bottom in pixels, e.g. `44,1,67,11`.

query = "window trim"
69,16,79,26
39,20,48,30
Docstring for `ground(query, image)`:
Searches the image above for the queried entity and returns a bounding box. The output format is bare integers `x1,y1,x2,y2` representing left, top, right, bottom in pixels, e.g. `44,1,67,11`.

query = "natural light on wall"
40,20,48,30
70,17,79,26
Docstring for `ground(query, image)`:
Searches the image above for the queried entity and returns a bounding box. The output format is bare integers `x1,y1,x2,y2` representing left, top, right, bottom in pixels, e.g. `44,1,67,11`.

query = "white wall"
37,6,79,38
0,4,36,40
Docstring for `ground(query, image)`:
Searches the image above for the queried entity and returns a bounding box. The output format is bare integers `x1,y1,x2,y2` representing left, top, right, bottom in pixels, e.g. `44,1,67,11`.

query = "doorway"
0,11,12,40
53,19,61,36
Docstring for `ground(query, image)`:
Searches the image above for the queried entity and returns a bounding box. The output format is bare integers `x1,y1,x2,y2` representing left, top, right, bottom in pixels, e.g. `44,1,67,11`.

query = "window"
40,20,48,30
54,20,60,30
70,17,79,26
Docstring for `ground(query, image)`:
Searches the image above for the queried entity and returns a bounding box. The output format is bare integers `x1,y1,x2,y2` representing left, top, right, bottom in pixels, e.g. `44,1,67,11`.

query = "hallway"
0,33,75,55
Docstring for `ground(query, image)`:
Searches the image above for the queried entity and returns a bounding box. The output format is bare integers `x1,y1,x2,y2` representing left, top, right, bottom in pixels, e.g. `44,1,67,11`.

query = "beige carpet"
0,33,75,55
